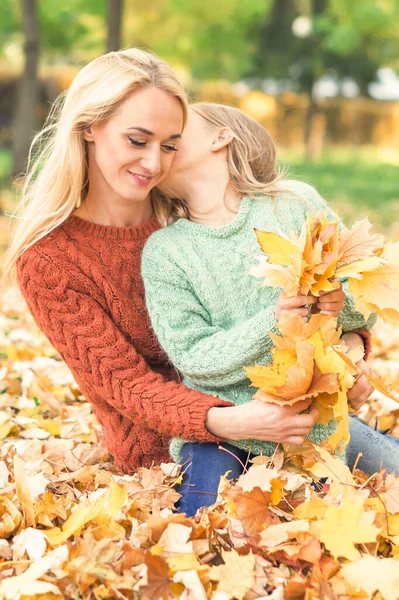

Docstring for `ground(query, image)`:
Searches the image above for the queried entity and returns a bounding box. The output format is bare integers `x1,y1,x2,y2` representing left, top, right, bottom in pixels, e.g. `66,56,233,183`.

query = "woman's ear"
83,126,94,142
211,127,234,152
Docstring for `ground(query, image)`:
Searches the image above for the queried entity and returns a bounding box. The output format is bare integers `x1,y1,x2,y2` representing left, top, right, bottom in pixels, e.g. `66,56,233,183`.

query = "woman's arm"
16,247,233,443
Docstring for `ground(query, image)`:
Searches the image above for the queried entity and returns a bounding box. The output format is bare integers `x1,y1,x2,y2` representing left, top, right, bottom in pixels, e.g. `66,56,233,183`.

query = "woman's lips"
128,171,153,186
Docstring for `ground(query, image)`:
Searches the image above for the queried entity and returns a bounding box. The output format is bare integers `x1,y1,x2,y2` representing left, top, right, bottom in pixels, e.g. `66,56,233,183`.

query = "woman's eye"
162,145,178,153
128,137,146,147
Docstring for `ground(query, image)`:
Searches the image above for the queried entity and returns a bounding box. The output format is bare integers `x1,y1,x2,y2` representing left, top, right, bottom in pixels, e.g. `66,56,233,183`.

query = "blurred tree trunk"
304,0,328,163
12,0,40,177
106,0,124,52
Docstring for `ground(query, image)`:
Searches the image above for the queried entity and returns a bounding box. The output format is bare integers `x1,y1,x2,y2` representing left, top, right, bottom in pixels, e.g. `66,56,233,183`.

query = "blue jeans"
348,415,399,475
175,416,399,517
175,442,251,517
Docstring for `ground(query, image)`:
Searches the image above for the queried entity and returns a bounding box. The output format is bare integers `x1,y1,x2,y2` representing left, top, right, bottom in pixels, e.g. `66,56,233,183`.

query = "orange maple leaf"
233,487,278,537
140,552,171,600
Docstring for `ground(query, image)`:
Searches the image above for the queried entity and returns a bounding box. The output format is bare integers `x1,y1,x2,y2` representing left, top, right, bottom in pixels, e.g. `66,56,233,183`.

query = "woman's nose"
141,147,161,175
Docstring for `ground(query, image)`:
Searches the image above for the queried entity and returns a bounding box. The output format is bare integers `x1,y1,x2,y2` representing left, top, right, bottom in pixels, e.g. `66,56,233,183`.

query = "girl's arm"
142,240,282,388
16,247,232,442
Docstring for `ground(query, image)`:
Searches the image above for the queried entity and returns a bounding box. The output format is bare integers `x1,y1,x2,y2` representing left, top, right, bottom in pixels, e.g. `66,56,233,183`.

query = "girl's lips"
128,171,153,186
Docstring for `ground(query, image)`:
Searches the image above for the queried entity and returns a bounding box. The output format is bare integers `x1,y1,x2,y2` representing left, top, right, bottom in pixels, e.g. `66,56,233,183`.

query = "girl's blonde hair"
3,48,188,285
165,102,285,220
193,102,281,193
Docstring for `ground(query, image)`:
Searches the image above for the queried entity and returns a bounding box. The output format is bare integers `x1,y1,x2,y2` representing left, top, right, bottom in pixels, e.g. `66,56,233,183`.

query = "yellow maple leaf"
340,555,399,600
347,241,399,324
338,218,385,265
308,444,355,484
293,493,328,521
254,230,299,265
259,519,310,548
209,549,255,600
313,500,380,561
45,481,127,545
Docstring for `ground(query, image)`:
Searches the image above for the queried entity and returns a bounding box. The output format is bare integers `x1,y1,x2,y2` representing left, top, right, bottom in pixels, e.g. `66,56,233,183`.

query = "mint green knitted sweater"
142,181,376,462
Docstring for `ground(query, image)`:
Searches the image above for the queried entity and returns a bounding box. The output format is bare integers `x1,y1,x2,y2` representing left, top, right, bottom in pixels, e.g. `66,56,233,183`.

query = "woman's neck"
74,192,153,228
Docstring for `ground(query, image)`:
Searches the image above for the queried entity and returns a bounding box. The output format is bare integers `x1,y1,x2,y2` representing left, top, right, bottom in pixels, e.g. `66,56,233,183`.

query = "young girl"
4,49,326,478
141,103,377,515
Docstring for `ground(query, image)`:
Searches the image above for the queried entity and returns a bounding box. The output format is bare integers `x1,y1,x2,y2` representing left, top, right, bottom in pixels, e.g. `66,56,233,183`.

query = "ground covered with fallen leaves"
1,294,399,600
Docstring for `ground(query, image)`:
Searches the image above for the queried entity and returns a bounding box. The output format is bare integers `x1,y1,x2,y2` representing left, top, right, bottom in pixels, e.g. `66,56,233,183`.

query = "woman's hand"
274,290,317,322
341,331,375,410
206,398,319,445
313,281,345,317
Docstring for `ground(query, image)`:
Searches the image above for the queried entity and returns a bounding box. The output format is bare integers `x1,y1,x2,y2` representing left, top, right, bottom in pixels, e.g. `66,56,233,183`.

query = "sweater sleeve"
16,247,233,443
292,181,377,334
142,239,278,388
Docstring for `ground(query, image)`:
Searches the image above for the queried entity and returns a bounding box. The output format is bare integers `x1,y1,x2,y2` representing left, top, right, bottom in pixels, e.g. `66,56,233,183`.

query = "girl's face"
84,86,184,204
158,110,214,196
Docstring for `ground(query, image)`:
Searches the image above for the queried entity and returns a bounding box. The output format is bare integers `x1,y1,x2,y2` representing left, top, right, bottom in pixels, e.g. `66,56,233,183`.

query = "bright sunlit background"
1,0,398,258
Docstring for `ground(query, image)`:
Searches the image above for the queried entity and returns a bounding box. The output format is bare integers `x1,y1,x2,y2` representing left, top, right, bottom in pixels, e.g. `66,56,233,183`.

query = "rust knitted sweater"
16,214,232,473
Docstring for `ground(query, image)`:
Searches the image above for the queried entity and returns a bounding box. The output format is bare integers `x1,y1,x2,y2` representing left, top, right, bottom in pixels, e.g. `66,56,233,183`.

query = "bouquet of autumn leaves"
246,213,399,458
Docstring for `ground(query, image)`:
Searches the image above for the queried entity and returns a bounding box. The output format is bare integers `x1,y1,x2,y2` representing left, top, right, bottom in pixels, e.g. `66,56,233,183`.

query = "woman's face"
158,109,214,197
84,86,184,204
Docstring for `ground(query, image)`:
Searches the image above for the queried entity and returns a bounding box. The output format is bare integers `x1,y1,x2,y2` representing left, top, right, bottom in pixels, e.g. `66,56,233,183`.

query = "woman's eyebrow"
126,126,181,139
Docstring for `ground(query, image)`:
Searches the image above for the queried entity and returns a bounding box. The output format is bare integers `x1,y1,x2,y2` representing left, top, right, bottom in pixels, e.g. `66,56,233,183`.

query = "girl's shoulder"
142,219,186,267
273,179,333,220
274,179,324,206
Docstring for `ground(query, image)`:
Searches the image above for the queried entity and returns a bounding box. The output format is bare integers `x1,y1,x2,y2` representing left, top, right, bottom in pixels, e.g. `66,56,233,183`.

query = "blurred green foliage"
1,0,398,83
280,146,399,230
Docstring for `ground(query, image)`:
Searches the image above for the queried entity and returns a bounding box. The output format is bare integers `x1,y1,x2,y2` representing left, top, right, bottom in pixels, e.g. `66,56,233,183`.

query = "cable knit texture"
16,213,233,474
142,181,376,462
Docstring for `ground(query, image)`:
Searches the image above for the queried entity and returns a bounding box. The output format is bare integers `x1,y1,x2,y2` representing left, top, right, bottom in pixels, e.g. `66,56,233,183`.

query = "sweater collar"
172,197,252,237
64,212,161,241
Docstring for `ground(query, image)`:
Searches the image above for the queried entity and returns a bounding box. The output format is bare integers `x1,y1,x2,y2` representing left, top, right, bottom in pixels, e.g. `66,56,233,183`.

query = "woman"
141,102,398,515
4,53,397,517
3,49,325,476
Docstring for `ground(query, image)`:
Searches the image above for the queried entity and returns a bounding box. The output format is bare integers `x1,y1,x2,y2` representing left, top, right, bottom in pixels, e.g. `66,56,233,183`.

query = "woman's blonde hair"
3,48,188,285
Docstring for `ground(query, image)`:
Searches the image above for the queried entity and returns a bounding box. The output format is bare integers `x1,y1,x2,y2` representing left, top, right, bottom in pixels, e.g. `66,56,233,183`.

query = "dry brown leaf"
233,487,277,537
139,552,171,600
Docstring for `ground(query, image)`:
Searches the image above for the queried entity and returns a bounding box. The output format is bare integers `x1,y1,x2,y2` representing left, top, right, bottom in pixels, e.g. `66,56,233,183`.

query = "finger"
348,384,374,403
347,375,369,397
317,291,344,303
316,301,343,311
319,310,341,317
285,435,306,445
349,392,371,410
288,307,312,318
317,295,345,306
291,411,319,430
283,295,317,308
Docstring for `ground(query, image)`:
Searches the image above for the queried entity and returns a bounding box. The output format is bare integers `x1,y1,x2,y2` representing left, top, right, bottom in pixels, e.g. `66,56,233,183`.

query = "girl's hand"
347,360,374,410
314,281,345,317
206,398,319,445
340,331,375,410
274,290,317,322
